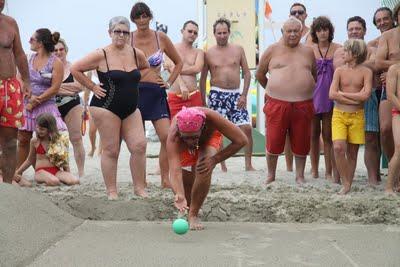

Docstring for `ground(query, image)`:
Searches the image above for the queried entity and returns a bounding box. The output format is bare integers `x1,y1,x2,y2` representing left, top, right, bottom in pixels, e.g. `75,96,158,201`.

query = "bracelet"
166,81,171,88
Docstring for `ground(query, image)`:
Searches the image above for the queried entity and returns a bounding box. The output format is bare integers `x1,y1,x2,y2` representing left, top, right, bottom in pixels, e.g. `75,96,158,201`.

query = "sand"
0,184,82,267
20,133,400,225
2,132,400,266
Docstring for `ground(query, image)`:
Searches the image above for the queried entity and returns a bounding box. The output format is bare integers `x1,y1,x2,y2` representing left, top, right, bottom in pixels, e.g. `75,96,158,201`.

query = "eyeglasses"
290,10,305,16
187,30,198,35
54,47,65,52
113,30,130,36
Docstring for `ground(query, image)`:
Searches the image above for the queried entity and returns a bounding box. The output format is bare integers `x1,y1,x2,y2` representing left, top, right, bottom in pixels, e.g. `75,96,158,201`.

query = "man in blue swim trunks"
200,18,255,171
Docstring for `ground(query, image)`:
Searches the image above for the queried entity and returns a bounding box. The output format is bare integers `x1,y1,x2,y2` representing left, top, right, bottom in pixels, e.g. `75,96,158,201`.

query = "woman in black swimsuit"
54,39,86,178
71,16,149,199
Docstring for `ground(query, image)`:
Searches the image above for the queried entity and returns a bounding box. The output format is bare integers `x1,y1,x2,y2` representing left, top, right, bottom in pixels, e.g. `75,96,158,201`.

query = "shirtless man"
289,3,312,45
165,20,204,118
167,107,247,230
0,0,31,184
329,39,372,194
200,18,255,171
284,2,312,172
368,8,395,183
376,3,400,164
333,16,381,185
368,7,395,49
256,17,316,184
385,63,400,195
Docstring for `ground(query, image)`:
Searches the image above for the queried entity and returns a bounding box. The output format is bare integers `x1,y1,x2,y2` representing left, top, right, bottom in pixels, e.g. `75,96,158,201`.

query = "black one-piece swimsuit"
90,48,141,120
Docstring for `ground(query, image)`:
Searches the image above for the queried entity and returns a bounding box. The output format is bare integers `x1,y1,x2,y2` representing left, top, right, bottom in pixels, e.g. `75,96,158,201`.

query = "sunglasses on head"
290,10,305,16
113,30,130,36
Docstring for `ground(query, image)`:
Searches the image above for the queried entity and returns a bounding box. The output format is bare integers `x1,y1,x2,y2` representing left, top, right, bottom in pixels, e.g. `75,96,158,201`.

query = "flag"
264,1,272,19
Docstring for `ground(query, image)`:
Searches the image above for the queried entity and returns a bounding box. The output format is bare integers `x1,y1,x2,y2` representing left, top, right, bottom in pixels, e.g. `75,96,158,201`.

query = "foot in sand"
220,163,227,173
161,179,172,189
107,192,118,200
338,185,351,195
368,179,379,186
189,215,204,230
325,173,333,181
312,170,319,179
296,177,306,185
134,188,148,198
18,176,32,187
385,188,398,196
265,176,275,185
88,147,96,157
245,165,257,171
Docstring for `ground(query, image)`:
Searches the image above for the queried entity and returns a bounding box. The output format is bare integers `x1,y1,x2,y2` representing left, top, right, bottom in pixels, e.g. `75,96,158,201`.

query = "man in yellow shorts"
329,39,372,195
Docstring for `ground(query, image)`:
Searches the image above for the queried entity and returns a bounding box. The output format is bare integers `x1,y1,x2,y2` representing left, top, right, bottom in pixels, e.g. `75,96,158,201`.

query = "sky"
7,0,384,62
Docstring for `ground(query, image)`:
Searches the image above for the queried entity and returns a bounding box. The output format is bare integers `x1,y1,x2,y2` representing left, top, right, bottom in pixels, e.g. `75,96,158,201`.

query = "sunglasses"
187,30,198,35
290,10,305,16
113,30,130,36
54,47,65,52
29,37,37,42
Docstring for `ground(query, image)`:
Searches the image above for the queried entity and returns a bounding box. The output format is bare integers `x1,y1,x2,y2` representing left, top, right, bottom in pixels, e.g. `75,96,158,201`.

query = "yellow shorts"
332,108,365,144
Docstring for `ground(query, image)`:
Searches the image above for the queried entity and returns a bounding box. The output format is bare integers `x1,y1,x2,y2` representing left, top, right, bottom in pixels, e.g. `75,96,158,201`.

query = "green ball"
172,218,189,235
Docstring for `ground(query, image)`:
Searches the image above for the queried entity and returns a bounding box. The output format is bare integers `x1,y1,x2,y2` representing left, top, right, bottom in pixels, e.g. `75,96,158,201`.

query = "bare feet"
368,179,379,186
286,166,293,172
88,147,96,157
107,192,118,200
384,189,397,196
220,162,227,172
162,180,172,189
245,165,257,171
296,177,306,185
338,185,351,195
18,176,32,187
325,173,333,182
189,215,204,230
134,188,148,198
312,170,319,179
265,176,275,185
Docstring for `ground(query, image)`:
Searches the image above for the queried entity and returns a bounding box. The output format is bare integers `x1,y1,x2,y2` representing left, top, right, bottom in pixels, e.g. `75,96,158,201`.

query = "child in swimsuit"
14,113,79,186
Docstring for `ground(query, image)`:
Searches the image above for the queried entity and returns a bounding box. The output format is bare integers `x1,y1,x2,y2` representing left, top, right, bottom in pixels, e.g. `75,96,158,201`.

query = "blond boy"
329,39,373,194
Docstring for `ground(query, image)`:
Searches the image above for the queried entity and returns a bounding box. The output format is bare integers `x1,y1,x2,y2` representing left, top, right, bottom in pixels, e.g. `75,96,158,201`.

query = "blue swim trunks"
364,88,379,133
207,86,250,126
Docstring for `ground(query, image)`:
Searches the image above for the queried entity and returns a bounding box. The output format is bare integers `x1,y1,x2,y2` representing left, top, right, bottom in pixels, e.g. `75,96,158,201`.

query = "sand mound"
31,182,400,225
0,184,82,267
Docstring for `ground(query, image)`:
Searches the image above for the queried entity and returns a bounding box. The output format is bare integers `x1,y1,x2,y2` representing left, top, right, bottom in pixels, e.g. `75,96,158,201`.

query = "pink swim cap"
176,107,206,133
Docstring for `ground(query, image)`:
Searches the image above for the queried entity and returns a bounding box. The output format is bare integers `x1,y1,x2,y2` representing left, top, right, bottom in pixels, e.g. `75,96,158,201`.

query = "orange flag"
264,1,272,19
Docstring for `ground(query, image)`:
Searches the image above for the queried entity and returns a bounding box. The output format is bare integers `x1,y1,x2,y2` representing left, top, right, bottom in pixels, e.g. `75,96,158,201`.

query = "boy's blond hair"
343,39,368,64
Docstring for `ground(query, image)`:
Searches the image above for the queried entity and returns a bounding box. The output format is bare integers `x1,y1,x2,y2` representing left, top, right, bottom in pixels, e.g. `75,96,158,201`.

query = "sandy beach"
1,130,400,266
18,130,400,224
